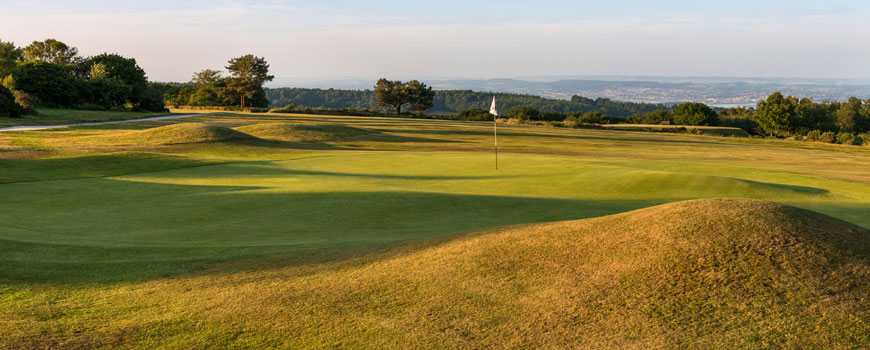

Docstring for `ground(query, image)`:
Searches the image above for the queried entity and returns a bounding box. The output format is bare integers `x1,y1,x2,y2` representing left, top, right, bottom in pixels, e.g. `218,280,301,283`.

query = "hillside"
4,198,866,348
265,88,668,116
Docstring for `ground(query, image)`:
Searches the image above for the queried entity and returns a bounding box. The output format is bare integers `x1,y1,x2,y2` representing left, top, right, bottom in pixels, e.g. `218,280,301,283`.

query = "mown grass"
1,111,869,348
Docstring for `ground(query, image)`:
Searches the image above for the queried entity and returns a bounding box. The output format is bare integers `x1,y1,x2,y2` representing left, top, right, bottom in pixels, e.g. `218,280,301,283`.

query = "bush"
12,90,38,114
269,104,295,113
672,102,720,126
457,108,491,121
820,131,836,143
575,111,610,124
507,106,540,121
805,130,823,142
15,61,78,106
0,84,25,117
836,133,859,145
719,117,758,135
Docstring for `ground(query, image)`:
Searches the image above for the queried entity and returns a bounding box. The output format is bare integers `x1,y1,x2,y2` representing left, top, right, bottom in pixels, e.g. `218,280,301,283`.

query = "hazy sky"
2,0,869,83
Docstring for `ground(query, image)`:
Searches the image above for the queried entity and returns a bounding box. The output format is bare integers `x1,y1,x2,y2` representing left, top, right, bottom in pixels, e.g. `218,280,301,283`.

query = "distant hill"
265,88,668,117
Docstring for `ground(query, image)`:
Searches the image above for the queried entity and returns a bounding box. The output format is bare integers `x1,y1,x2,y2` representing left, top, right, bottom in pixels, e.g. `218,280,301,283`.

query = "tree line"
162,55,274,109
265,87,668,117
0,38,166,117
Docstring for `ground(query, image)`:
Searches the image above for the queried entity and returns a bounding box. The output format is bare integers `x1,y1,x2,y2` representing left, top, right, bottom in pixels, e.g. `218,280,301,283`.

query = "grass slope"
3,199,867,348
235,123,371,142
93,122,259,145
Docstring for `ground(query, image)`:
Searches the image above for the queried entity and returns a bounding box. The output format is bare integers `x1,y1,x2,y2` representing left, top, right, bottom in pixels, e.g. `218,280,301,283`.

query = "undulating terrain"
1,111,868,349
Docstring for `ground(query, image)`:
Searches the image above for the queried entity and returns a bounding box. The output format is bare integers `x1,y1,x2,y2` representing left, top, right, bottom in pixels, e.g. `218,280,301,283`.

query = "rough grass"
234,122,371,142
2,199,867,349
92,122,259,145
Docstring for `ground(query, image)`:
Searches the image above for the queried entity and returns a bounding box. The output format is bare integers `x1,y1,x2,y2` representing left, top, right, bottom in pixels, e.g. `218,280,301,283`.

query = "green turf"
1,111,869,348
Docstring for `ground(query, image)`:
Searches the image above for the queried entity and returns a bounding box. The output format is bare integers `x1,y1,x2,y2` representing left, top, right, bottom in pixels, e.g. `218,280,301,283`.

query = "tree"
81,53,148,106
0,39,21,78
22,39,81,67
672,102,719,126
15,61,78,106
405,80,434,112
457,108,491,121
192,69,222,86
374,78,411,114
373,79,437,114
0,83,24,117
574,111,609,124
225,55,273,108
836,97,870,133
507,106,540,122
753,92,798,136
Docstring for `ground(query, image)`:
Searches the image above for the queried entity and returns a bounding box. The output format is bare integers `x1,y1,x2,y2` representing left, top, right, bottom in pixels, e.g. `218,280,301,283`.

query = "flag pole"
490,96,498,170
494,113,498,170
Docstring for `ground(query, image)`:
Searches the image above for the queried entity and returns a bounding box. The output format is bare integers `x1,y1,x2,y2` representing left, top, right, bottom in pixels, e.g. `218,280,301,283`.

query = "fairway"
1,112,869,348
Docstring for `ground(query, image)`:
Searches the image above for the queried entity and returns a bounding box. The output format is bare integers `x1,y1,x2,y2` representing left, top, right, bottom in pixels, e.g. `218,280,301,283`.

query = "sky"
1,0,869,84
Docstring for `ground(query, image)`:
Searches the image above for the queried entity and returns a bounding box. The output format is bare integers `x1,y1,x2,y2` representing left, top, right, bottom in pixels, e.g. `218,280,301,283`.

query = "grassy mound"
234,122,370,142
101,123,257,145
238,198,866,348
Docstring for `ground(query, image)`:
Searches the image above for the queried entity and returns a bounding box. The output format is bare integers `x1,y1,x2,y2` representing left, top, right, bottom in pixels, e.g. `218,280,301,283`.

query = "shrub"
507,106,540,121
457,108,491,121
672,102,720,126
15,60,79,106
0,84,25,117
806,130,822,142
836,133,858,145
719,117,759,135
820,131,836,143
575,111,610,124
269,104,295,113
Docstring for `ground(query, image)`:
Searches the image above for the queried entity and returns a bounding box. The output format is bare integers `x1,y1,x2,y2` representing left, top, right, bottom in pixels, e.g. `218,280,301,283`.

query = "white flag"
489,97,498,116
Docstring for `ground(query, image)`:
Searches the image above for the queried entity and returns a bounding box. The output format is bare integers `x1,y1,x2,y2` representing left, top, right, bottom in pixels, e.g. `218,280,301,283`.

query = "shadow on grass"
0,177,663,285
0,152,219,184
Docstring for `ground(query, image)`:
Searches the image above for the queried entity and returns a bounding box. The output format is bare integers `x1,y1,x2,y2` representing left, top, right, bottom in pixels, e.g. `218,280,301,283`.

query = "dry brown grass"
4,199,867,349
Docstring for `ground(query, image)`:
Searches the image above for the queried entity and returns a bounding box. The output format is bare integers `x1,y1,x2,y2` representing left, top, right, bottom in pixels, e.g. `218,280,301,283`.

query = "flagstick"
494,115,498,170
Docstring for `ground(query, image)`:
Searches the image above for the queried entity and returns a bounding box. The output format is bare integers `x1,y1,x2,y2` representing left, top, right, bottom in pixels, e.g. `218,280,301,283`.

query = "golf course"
1,111,868,348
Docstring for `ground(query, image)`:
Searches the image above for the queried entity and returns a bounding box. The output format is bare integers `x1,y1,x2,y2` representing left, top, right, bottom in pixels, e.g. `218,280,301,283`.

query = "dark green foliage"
0,39,21,78
266,88,667,117
629,110,673,124
573,111,611,124
14,61,78,106
81,53,148,106
22,39,81,68
374,79,434,114
754,92,797,136
672,102,719,126
836,133,858,145
718,108,758,135
406,80,435,112
507,106,539,122
457,108,491,121
836,97,870,134
82,77,131,108
225,55,273,108
0,84,24,117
